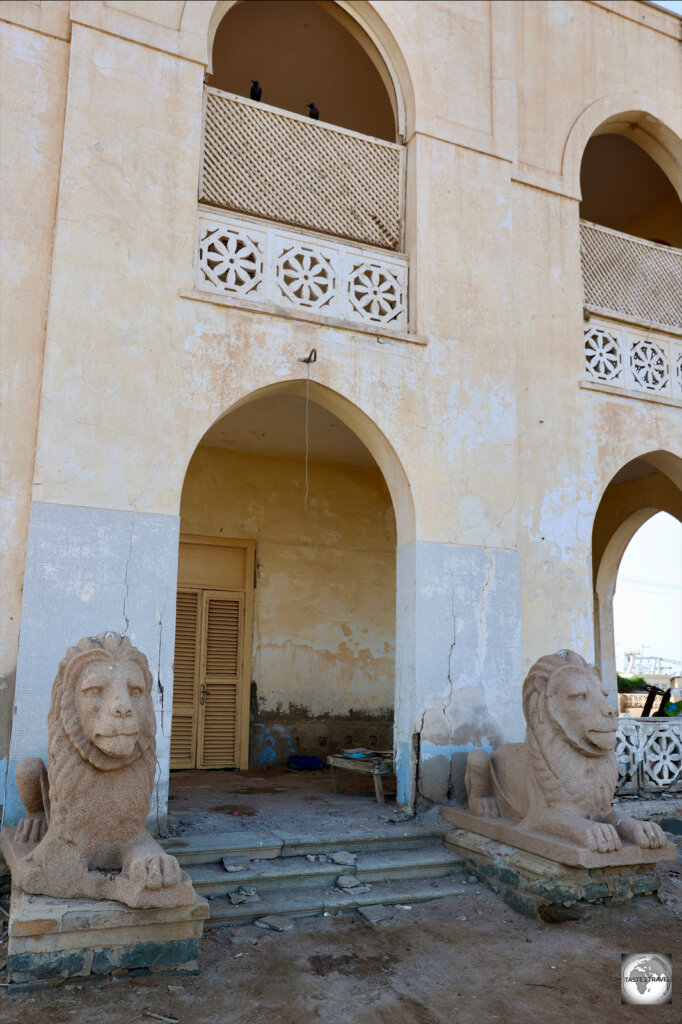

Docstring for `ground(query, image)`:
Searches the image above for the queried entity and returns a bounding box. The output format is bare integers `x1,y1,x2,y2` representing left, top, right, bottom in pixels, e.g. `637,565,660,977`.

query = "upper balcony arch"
179,0,414,142
185,1,418,338
570,98,682,396
562,94,682,201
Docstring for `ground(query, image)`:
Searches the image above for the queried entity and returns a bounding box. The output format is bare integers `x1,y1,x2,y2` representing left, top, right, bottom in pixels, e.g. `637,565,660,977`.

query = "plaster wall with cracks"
121,515,134,634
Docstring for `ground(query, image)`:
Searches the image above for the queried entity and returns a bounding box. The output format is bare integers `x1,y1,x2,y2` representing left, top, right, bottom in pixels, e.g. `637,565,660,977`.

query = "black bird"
307,102,319,120
250,80,262,102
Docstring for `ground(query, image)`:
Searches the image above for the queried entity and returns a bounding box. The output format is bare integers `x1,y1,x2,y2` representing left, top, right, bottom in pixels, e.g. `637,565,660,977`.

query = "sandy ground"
1,867,680,1024
1,773,679,1024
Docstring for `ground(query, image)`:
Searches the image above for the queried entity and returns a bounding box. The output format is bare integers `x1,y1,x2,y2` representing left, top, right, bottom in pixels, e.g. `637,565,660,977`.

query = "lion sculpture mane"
465,650,667,853
2,633,195,908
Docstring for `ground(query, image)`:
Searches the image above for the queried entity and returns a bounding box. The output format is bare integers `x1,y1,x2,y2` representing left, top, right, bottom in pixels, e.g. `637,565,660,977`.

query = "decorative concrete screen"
616,720,682,796
195,209,409,330
584,320,682,400
200,89,404,251
580,220,682,332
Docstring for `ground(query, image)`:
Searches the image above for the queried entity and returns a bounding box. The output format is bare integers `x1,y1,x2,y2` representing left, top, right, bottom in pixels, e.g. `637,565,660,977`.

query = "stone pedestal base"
6,887,209,988
441,806,676,868
445,827,669,920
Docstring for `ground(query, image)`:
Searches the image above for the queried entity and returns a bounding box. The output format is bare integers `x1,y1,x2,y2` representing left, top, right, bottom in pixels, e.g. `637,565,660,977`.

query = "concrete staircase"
161,823,465,928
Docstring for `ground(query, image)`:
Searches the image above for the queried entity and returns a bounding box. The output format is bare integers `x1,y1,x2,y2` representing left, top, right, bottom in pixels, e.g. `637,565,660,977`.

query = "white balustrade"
195,209,409,331
616,720,682,795
584,320,682,400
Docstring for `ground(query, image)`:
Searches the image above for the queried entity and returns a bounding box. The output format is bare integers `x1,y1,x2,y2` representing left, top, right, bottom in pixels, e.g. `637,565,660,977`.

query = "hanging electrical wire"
298,349,317,515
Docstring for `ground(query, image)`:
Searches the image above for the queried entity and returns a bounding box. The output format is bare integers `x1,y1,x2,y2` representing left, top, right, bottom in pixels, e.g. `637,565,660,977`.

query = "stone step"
161,822,449,866
204,875,470,928
188,846,462,897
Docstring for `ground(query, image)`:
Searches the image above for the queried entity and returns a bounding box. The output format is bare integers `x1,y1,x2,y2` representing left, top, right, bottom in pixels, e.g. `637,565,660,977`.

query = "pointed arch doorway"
169,381,415,800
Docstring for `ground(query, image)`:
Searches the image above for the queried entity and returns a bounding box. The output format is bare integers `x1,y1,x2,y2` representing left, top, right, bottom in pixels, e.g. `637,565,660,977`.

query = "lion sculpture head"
51,632,156,770
522,649,618,810
46,632,158,838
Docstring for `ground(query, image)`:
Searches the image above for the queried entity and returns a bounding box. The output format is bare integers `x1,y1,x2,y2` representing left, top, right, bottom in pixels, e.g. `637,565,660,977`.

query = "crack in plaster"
446,592,456,702
475,550,495,688
121,516,133,634
156,586,168,730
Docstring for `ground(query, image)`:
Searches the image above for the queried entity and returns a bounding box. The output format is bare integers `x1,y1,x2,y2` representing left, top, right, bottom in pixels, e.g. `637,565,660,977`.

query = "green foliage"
617,674,648,693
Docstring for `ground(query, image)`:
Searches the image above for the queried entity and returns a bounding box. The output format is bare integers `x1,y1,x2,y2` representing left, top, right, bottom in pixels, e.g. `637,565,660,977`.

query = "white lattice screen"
200,89,404,251
580,220,682,331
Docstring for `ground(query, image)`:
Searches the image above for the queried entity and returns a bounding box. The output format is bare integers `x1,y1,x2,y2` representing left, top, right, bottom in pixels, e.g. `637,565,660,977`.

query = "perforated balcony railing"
616,720,682,795
200,88,404,251
580,221,682,401
193,208,409,332
580,220,682,332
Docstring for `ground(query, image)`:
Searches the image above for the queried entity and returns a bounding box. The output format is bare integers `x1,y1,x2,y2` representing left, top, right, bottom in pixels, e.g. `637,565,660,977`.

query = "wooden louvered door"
197,590,244,769
169,589,200,768
171,536,254,771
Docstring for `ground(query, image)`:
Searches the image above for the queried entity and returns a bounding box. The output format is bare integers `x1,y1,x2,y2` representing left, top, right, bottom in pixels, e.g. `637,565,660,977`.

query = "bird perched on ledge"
250,80,262,102
307,102,319,120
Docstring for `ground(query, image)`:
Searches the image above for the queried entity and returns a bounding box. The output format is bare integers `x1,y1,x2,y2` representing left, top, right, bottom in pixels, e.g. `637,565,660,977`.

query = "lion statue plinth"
1,633,195,908
445,651,670,862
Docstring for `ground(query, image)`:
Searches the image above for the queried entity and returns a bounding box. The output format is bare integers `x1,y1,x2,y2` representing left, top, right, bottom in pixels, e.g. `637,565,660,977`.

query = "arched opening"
613,511,682,714
592,452,682,702
580,132,682,246
167,382,416,822
208,0,398,141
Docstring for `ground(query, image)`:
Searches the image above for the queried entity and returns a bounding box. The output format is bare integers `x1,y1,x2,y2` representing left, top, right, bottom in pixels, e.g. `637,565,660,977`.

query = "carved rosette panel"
640,723,682,793
198,223,264,298
674,349,682,398
346,260,405,325
630,338,670,391
275,243,336,311
584,326,623,383
195,210,410,332
615,722,640,795
615,721,682,795
583,318,679,403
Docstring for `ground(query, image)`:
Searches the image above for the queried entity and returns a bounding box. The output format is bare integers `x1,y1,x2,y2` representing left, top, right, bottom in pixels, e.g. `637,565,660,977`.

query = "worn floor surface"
0,877,680,1024
165,768,408,839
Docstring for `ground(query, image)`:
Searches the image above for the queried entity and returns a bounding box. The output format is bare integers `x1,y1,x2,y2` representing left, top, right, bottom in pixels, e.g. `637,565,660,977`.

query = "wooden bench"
326,754,395,804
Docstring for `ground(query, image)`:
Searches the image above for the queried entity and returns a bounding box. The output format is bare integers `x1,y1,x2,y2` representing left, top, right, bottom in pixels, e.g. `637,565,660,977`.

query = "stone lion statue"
2,633,195,908
465,650,667,853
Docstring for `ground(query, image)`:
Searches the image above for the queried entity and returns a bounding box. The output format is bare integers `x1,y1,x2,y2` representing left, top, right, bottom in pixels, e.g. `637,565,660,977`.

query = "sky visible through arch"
614,512,682,674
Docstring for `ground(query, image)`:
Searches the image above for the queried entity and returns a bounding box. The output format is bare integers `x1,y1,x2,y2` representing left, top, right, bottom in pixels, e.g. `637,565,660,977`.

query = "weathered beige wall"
180,446,396,717
2,0,681,805
0,13,69,756
16,1,681,537
515,0,681,192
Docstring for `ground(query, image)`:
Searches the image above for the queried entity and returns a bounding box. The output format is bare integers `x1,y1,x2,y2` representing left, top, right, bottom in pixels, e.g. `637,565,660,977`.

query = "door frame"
176,534,255,770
